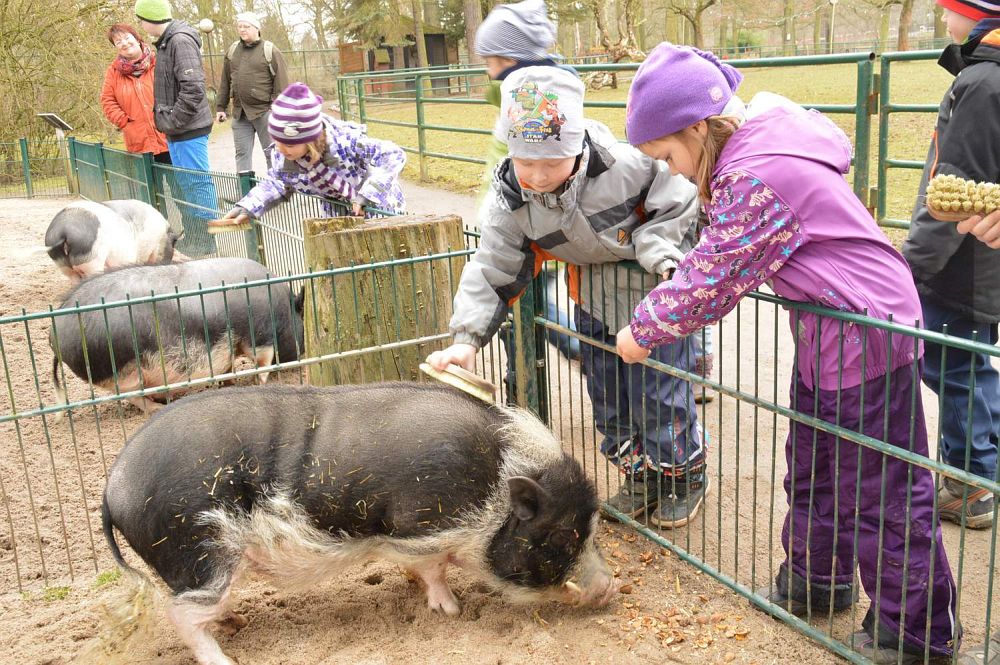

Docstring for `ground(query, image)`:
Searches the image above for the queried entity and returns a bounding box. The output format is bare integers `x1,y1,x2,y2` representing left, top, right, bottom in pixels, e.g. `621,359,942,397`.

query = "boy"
902,0,1000,530
426,67,710,528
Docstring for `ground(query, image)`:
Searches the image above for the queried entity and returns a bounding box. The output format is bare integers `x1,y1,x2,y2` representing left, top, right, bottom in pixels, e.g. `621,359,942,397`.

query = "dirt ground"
0,197,995,665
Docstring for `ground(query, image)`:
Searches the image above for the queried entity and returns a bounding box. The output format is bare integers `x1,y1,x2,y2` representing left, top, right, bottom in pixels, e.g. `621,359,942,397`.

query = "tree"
588,0,644,61
666,0,718,49
896,0,915,50
463,0,484,63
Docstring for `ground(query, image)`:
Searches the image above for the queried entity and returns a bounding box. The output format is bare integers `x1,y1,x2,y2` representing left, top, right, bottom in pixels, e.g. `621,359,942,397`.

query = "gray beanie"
498,66,585,159
475,0,556,62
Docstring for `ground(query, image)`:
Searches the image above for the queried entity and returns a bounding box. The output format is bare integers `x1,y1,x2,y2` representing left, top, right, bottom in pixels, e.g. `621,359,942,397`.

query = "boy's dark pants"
919,295,1000,483
575,307,703,474
783,363,958,655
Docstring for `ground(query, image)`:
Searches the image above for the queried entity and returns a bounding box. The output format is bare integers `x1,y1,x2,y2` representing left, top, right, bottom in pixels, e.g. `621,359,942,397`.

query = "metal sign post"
36,113,76,194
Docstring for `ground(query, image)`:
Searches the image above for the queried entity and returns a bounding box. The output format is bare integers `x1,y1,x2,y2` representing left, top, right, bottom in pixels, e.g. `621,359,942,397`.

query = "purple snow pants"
782,362,958,656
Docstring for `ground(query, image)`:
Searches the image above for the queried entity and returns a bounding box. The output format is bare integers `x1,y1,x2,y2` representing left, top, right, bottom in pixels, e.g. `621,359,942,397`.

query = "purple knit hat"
625,43,743,146
268,83,325,145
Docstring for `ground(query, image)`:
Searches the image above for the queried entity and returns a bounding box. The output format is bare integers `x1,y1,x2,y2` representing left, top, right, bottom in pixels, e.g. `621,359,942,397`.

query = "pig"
49,257,303,415
100,383,617,665
44,199,179,281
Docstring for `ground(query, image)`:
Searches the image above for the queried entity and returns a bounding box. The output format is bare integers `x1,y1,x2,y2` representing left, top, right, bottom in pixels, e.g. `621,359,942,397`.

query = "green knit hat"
135,0,172,23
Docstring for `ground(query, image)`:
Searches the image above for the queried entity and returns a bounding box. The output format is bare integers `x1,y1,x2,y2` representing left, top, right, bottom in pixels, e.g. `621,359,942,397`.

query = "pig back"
50,258,299,384
104,383,511,589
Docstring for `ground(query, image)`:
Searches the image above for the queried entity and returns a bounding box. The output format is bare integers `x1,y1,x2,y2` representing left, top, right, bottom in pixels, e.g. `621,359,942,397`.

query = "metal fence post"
139,151,157,208
511,274,547,422
18,138,33,198
876,54,891,223
414,73,428,181
355,78,366,125
239,171,265,265
93,142,112,201
66,137,79,194
852,53,876,206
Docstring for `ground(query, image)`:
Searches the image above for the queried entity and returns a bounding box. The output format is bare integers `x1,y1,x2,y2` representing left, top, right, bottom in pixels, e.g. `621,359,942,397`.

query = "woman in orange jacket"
100,24,171,164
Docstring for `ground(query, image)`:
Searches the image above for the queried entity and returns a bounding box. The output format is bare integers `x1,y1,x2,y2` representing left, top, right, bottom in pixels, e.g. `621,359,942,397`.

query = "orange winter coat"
100,58,169,155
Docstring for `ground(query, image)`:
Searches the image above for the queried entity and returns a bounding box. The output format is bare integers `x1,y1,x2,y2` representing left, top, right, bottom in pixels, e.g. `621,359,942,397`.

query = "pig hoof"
215,612,249,636
428,596,461,617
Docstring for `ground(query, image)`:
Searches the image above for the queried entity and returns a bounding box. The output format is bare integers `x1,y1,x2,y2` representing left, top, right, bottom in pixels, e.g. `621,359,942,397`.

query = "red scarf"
114,44,153,77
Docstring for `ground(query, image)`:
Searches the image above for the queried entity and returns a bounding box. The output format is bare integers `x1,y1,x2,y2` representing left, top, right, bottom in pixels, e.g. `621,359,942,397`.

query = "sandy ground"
0,189,996,661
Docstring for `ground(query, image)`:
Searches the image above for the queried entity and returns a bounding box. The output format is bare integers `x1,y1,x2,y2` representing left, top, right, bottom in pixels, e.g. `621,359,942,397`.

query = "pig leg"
167,591,236,665
126,395,164,414
254,346,275,383
406,555,461,616
214,610,249,637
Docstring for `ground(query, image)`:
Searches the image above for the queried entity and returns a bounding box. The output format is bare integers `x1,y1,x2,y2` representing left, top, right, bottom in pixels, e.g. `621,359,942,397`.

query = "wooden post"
303,214,465,386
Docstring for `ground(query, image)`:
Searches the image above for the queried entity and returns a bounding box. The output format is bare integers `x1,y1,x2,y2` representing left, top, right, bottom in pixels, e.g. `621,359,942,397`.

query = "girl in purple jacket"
616,43,959,662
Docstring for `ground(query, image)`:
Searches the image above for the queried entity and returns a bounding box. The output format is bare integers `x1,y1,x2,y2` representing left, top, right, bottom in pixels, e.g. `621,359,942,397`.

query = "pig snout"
561,545,619,607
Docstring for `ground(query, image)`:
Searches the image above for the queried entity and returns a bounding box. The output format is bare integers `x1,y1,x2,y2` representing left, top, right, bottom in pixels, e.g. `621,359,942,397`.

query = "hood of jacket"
155,20,202,50
716,92,854,181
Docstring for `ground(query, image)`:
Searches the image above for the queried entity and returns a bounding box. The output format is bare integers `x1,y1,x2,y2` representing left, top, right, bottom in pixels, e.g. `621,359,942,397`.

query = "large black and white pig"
49,257,302,415
44,199,179,281
101,383,617,665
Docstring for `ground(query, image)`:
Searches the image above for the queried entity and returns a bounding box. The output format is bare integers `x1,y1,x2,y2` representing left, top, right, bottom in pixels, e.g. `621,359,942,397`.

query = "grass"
94,569,122,588
357,59,953,234
41,585,71,601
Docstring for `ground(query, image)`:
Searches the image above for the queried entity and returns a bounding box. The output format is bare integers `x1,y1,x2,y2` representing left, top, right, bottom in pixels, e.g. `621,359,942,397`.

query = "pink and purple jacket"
630,94,922,391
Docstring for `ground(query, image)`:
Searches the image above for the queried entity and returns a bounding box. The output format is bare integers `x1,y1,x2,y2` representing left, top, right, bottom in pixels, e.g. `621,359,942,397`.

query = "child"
475,0,582,377
209,82,405,229
426,66,709,528
902,0,1000,530
616,43,959,662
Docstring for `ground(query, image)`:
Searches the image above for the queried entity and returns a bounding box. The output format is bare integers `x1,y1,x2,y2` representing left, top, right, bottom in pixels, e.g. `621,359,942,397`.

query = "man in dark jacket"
903,0,1000,531
135,0,217,255
215,12,288,172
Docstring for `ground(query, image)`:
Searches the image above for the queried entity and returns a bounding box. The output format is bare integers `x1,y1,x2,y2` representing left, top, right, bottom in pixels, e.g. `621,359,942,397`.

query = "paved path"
206,123,480,224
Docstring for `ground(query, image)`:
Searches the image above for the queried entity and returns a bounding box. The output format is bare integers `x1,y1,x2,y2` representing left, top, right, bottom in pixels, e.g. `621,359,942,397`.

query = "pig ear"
508,476,551,522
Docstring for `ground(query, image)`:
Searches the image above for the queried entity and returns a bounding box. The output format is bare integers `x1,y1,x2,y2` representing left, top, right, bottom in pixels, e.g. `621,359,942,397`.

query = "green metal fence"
0,139,73,199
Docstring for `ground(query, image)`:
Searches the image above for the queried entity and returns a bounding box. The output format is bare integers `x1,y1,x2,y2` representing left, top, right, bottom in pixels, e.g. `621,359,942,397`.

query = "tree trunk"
303,214,466,386
782,0,795,55
879,4,892,53
812,3,821,55
718,0,727,50
933,3,946,40
464,0,483,61
411,0,429,69
896,0,914,51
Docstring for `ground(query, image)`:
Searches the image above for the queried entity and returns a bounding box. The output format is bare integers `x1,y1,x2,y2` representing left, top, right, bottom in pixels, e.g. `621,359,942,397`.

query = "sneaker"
601,474,659,519
649,468,710,529
754,563,857,618
958,630,1000,665
938,477,996,530
851,611,956,665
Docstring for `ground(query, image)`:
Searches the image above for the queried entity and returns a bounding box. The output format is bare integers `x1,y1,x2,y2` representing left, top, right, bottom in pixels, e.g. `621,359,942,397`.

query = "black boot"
601,474,659,519
755,562,858,618
649,466,710,529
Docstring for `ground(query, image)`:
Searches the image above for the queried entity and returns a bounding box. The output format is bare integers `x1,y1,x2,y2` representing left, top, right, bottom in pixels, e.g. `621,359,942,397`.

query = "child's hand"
616,326,651,364
352,202,364,216
425,344,478,372
957,209,1000,249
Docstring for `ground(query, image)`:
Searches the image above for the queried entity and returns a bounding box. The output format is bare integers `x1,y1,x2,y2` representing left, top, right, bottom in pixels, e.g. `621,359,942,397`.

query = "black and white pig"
44,199,179,281
49,257,303,415
101,383,618,665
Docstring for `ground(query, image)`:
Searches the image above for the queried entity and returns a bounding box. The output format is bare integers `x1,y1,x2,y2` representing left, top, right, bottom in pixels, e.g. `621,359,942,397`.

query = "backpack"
227,39,275,77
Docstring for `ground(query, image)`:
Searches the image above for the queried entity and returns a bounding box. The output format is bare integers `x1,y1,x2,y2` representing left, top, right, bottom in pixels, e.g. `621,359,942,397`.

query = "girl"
209,82,405,229
616,43,959,662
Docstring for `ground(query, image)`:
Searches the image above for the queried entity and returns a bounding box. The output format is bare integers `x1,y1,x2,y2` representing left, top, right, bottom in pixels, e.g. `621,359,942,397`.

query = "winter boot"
601,473,659,519
649,466,710,529
754,562,858,618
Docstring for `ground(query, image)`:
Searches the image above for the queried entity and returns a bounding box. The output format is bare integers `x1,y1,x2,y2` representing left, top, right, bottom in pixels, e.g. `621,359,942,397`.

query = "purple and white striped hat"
268,83,325,145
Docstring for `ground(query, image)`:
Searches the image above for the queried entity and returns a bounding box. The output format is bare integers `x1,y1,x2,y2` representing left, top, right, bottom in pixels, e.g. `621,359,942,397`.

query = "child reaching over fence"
208,82,405,230
615,43,963,662
425,66,712,529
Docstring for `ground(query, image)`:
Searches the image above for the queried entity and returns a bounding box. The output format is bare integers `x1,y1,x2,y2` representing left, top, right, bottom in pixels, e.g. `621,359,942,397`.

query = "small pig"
44,199,179,281
101,383,617,665
49,257,302,415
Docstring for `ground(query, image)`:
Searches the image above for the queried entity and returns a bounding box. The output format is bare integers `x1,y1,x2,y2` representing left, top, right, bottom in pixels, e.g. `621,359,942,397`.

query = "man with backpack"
216,12,289,172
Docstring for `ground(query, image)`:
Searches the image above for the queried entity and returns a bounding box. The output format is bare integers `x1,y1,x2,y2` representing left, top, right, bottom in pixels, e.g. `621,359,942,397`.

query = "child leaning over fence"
615,43,965,663
426,66,711,529
209,82,406,230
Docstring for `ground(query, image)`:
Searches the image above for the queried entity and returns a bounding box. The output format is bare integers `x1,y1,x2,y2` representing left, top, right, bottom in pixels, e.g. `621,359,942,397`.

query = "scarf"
115,44,153,77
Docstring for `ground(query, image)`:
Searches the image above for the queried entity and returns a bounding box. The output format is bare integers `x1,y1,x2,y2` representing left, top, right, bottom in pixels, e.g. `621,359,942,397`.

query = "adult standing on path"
100,23,171,168
215,12,289,173
135,0,218,255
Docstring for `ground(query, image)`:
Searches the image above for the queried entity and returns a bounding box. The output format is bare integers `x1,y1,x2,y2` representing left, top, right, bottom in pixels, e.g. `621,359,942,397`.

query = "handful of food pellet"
926,174,1000,222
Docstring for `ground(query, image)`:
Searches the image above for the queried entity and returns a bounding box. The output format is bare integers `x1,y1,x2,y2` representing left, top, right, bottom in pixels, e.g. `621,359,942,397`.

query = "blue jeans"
575,307,702,475
919,294,1000,482
167,135,218,256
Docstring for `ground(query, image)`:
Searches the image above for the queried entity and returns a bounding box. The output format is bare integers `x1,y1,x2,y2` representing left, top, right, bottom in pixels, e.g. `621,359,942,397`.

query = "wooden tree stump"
303,214,465,386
